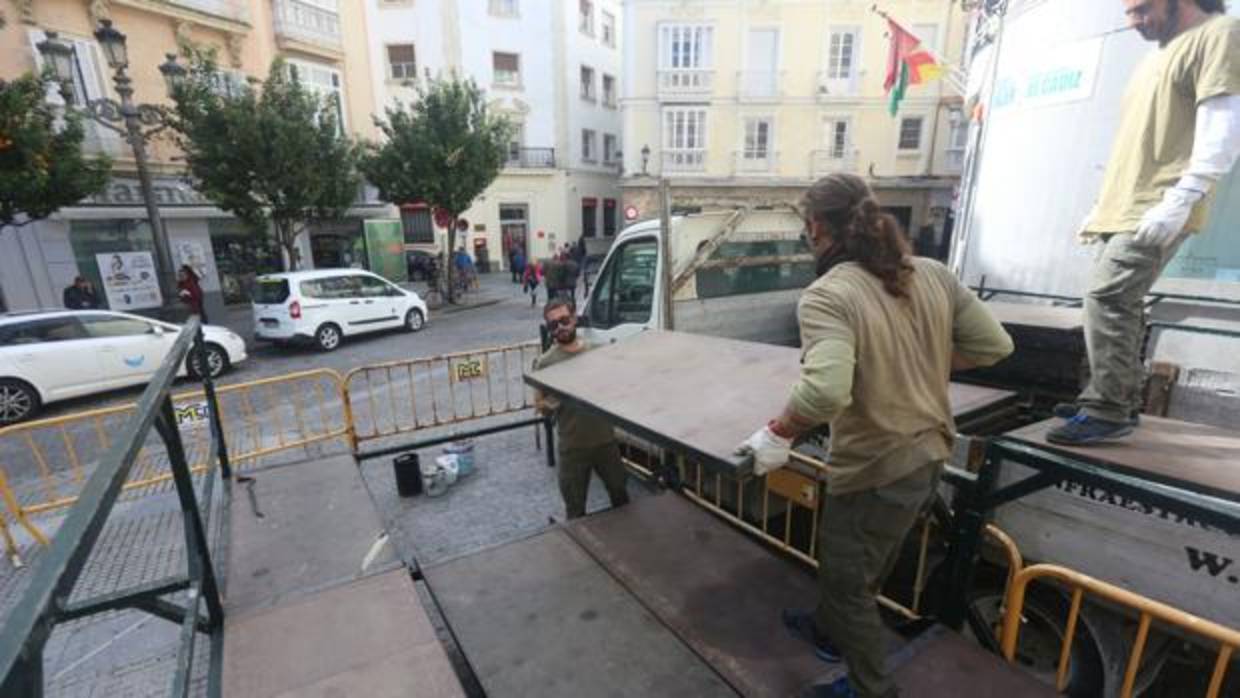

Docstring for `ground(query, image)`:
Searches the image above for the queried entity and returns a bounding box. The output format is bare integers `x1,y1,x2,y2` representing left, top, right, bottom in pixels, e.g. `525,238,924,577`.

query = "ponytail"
801,174,913,297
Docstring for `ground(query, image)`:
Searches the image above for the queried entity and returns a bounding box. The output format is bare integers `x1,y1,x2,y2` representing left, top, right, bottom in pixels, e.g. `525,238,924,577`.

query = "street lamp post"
37,21,187,318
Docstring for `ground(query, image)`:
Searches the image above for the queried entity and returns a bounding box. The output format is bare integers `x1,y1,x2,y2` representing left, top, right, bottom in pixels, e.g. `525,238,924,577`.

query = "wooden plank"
563,493,842,698
223,569,464,698
984,301,1083,332
423,527,738,698
1007,416,1240,500
890,626,1054,697
526,331,1018,472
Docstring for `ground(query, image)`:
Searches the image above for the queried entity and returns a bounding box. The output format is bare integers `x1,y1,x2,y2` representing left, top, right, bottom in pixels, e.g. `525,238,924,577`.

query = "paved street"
31,272,556,421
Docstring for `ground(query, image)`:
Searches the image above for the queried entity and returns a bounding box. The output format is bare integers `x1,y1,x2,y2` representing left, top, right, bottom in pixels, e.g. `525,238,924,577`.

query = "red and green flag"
883,19,945,116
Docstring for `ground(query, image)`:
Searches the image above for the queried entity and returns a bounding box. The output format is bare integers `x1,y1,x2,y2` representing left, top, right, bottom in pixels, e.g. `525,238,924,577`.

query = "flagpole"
870,4,968,94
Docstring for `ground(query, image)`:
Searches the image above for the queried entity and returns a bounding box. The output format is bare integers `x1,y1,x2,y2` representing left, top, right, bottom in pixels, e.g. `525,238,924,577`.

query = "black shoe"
1046,414,1133,445
1053,403,1140,426
782,609,842,663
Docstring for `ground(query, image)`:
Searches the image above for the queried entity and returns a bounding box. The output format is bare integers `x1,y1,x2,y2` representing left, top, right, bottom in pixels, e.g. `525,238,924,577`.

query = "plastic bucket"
444,440,476,477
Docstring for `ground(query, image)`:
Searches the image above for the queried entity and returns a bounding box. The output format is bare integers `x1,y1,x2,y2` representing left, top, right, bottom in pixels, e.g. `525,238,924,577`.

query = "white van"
252,269,428,351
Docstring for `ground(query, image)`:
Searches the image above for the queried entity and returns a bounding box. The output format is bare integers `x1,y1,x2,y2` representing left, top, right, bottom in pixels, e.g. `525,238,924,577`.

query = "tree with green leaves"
0,74,111,229
169,54,360,270
362,75,511,303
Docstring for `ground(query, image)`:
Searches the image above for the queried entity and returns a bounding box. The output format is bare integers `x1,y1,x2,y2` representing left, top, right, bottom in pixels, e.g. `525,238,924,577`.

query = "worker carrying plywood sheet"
736,174,1014,698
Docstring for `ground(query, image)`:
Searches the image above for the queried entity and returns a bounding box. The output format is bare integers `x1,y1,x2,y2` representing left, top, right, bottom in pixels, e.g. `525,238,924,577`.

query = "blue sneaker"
1046,413,1133,445
782,609,842,663
1052,402,1140,426
801,677,858,698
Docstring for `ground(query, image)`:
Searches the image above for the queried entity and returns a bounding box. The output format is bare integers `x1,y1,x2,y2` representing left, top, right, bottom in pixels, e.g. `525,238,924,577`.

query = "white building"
361,0,624,268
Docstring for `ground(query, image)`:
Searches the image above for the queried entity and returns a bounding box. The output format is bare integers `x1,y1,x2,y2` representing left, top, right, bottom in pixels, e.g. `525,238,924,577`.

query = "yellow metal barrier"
0,368,349,557
1000,564,1240,698
343,341,542,449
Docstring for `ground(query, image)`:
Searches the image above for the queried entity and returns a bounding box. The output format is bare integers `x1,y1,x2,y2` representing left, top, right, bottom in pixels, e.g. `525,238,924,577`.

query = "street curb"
431,297,506,316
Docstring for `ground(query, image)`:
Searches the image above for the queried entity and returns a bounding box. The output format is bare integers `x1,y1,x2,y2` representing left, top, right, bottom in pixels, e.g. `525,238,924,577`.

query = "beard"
554,327,577,344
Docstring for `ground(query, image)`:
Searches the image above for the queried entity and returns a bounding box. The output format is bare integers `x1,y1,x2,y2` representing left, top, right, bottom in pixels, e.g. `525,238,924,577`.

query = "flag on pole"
883,19,945,116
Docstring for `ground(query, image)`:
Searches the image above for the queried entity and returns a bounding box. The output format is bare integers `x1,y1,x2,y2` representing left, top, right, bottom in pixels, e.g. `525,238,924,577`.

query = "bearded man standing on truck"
533,299,631,519
1048,0,1240,445
736,174,1013,698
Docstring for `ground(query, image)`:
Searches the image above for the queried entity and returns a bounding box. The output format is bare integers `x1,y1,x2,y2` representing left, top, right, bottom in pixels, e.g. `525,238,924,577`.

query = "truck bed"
424,493,1053,697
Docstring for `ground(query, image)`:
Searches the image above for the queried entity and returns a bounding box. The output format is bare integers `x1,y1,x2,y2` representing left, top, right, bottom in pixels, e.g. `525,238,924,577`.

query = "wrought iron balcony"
733,150,779,175
656,69,713,98
168,0,250,22
506,147,556,169
662,149,706,173
272,0,342,50
810,149,859,176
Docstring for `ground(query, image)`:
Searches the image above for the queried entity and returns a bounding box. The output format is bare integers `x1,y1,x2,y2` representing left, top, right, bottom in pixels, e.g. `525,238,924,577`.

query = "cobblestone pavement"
361,423,652,568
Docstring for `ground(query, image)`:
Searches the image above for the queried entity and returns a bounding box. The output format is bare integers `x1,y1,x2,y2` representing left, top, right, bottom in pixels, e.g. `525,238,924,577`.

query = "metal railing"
657,69,713,96
733,150,779,175
662,149,706,173
272,0,342,48
169,0,250,21
0,370,349,555
506,147,556,169
810,149,858,176
0,318,227,697
1001,564,1240,698
343,342,542,453
815,71,860,99
737,70,783,100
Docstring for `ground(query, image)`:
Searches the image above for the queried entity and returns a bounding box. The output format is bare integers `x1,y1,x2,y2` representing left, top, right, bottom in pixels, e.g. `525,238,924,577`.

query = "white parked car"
251,269,428,351
0,310,248,426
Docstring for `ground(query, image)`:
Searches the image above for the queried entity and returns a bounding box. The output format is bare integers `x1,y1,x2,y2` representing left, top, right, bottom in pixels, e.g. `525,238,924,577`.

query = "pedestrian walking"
176,265,208,322
1047,0,1240,445
523,260,543,307
62,276,100,310
736,174,1013,698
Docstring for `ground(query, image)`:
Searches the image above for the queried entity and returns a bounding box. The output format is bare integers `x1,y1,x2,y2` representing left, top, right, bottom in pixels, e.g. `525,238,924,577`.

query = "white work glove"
735,425,791,476
1134,188,1200,250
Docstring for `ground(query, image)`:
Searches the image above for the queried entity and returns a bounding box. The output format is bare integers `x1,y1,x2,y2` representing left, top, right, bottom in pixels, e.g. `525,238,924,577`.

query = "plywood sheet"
423,527,737,698
1007,416,1240,501
223,569,463,698
984,301,1083,331
526,331,1017,471
890,626,1054,697
565,493,843,698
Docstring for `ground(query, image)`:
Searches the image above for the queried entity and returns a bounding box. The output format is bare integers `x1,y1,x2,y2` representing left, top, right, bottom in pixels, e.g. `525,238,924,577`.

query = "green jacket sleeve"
789,290,855,423
951,278,1015,367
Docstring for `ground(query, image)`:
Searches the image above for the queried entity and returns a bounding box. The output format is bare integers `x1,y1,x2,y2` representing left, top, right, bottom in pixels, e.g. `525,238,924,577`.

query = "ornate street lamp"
640,144,650,176
93,19,128,69
38,20,182,316
159,54,188,95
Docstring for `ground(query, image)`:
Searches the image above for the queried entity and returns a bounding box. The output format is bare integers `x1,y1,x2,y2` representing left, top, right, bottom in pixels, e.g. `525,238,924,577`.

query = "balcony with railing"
506,147,556,169
657,70,713,99
733,150,779,175
810,149,859,176
662,149,706,173
737,71,784,102
272,0,342,53
168,0,250,22
815,70,861,101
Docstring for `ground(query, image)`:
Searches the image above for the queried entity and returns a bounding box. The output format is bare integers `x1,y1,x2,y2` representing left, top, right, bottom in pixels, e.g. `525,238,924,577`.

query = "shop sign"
86,178,212,207
97,251,162,310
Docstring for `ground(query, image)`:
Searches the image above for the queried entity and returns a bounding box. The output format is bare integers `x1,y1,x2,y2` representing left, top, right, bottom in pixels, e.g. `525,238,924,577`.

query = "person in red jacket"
177,265,207,322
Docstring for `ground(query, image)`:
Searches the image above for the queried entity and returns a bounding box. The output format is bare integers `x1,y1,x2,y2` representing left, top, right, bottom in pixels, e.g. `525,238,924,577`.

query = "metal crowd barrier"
1000,563,1240,698
343,341,542,453
0,369,349,558
0,318,227,697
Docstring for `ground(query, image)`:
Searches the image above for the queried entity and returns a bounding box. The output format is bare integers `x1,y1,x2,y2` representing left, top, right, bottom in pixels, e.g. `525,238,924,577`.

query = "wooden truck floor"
426,492,1053,698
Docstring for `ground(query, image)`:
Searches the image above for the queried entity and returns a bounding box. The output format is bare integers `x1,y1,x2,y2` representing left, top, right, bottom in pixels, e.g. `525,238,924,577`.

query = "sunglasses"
546,316,575,329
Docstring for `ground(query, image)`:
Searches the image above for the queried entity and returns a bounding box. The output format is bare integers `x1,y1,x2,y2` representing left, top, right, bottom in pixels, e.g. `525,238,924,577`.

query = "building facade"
620,0,967,259
0,0,385,316
361,0,623,268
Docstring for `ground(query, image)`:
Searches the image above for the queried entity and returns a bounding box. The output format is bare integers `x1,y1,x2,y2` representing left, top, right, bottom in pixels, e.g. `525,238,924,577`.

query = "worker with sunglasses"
532,298,631,519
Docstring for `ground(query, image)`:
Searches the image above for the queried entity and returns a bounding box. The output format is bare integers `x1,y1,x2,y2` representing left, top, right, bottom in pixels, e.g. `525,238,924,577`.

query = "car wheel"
0,379,40,426
315,323,342,352
404,308,425,333
189,343,229,379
